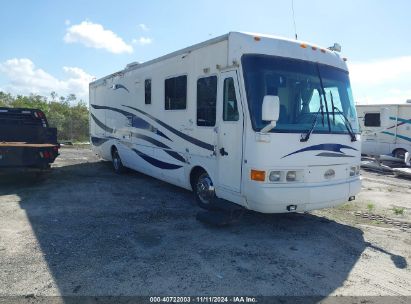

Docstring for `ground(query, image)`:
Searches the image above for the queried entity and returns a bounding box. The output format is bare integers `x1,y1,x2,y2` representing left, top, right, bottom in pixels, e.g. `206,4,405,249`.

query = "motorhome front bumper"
245,177,361,214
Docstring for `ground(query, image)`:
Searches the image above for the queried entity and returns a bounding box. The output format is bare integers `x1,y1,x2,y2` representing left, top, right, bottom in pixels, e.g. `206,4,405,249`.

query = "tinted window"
145,79,151,104
197,76,217,126
165,75,187,110
364,113,380,127
242,54,359,134
223,77,239,121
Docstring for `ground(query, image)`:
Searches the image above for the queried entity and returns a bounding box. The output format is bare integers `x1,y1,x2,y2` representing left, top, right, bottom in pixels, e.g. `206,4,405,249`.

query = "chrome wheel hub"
113,155,120,170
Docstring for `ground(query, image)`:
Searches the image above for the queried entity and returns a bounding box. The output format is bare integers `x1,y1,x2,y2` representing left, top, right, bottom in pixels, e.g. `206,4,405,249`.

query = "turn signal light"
250,170,266,182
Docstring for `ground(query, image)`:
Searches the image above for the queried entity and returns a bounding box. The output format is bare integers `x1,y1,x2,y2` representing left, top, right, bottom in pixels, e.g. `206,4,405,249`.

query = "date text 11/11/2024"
149,296,258,303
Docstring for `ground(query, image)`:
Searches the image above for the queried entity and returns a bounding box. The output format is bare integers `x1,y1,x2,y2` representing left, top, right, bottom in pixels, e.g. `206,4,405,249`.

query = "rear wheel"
112,148,125,174
393,148,407,160
194,171,217,210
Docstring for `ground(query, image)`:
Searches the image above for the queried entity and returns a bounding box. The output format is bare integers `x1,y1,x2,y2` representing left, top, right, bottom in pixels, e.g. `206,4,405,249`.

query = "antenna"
291,0,298,40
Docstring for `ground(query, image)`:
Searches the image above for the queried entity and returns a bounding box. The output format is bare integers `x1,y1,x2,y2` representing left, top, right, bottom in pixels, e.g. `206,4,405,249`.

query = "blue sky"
0,0,410,103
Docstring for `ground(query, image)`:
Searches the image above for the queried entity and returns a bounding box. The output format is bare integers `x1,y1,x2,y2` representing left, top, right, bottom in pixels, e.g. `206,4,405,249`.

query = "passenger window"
145,79,151,105
165,75,187,110
197,76,217,126
223,78,239,121
364,113,380,127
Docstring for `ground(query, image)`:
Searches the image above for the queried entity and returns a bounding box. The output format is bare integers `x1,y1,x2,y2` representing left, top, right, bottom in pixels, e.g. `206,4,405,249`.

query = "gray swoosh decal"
91,104,171,141
316,152,354,158
123,105,214,151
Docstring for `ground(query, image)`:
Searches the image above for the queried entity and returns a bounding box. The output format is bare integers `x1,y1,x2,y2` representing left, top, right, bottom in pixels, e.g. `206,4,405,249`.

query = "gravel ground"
0,146,410,298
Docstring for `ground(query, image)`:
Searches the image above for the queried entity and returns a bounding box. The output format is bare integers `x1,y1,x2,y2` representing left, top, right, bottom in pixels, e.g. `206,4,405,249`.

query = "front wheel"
112,148,126,174
393,148,407,160
194,171,217,210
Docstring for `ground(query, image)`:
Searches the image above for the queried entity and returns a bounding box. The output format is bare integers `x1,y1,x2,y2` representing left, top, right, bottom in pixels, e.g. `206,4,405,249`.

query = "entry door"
217,71,244,192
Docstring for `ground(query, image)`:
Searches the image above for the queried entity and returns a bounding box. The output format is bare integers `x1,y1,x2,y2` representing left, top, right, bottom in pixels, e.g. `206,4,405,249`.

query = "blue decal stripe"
91,136,109,146
132,133,186,163
165,150,186,163
91,104,171,141
282,143,357,159
123,105,214,151
90,113,114,133
113,84,129,93
390,116,411,124
382,131,411,142
132,149,183,170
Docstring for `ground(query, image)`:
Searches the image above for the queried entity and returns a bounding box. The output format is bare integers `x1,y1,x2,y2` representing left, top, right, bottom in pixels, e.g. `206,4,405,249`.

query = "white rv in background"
89,32,361,213
357,103,411,159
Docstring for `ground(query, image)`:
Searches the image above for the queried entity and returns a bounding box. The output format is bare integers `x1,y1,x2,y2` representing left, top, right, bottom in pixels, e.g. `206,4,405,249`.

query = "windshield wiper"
330,91,336,124
333,107,357,142
317,64,331,132
300,105,323,142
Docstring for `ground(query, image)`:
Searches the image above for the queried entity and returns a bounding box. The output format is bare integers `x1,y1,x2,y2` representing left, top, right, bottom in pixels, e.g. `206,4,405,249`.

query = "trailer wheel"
194,170,217,210
393,148,407,160
111,147,125,174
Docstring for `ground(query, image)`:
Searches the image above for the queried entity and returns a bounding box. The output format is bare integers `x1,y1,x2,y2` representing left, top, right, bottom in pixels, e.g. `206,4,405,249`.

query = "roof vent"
126,61,141,69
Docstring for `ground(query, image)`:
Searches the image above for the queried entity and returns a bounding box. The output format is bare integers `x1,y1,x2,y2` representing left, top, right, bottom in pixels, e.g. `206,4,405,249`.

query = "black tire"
112,148,126,174
393,148,407,160
193,170,217,210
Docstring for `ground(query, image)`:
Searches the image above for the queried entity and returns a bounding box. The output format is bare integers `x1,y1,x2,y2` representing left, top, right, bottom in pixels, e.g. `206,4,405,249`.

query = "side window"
223,77,239,121
145,79,151,105
165,75,187,110
364,113,380,127
197,76,217,126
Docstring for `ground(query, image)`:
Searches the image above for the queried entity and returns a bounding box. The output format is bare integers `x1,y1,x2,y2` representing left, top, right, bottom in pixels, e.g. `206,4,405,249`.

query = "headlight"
269,171,281,182
286,171,297,181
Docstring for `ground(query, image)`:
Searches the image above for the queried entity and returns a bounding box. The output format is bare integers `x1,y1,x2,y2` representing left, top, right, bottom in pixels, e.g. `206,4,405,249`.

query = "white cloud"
132,37,152,46
0,58,94,101
349,56,411,104
65,19,71,26
138,23,149,31
64,21,133,54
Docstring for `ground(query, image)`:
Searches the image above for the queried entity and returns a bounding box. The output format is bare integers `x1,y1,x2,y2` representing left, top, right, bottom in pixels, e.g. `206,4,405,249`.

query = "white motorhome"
357,103,411,159
89,32,361,213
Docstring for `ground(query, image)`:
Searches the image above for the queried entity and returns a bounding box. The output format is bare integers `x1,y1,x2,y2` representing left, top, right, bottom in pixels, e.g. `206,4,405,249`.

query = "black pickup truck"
0,107,59,170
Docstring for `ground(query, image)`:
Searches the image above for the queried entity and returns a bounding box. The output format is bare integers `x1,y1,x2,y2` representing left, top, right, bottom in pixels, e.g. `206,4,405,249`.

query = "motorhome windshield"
242,54,359,134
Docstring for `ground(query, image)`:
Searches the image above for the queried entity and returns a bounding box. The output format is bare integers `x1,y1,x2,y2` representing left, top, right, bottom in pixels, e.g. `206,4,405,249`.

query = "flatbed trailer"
0,107,59,170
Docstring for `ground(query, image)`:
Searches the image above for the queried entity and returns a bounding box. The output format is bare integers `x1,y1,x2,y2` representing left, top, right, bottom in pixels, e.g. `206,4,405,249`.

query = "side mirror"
380,107,390,128
262,95,280,122
261,95,280,133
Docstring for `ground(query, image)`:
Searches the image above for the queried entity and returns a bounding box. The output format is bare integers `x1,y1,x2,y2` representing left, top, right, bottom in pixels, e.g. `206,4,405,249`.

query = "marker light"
269,171,281,182
254,36,261,41
251,170,266,182
286,171,297,182
300,43,307,48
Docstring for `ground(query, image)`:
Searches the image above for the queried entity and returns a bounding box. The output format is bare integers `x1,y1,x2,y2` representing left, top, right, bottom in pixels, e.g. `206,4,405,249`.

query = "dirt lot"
0,146,410,298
